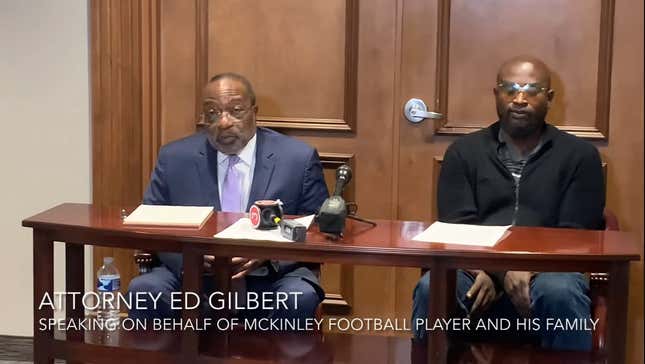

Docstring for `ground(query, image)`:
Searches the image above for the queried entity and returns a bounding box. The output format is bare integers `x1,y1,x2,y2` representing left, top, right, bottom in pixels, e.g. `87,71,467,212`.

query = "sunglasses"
497,81,549,98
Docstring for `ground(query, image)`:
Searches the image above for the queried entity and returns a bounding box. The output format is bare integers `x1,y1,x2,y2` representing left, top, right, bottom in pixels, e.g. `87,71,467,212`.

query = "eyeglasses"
203,104,253,123
497,81,549,98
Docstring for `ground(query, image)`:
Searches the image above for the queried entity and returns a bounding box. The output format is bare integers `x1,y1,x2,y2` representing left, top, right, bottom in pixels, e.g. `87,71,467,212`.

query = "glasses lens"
498,82,543,97
230,106,247,119
204,106,249,122
497,81,519,97
205,108,222,122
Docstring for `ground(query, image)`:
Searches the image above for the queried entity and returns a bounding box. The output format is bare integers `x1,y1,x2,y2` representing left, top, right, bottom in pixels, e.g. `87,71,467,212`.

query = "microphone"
317,164,352,236
332,164,352,196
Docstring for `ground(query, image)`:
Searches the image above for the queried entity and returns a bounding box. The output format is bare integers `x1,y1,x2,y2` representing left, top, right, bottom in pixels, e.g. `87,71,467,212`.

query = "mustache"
507,107,530,114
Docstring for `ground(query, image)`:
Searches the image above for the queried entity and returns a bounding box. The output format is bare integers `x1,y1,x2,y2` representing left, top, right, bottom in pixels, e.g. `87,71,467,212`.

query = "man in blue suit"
128,73,329,322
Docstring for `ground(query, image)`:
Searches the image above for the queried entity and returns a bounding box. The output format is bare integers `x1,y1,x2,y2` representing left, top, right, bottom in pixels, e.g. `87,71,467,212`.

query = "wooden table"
23,203,640,363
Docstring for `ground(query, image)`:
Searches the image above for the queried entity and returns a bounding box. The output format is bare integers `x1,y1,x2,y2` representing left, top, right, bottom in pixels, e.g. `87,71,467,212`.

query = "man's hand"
204,255,216,273
466,271,497,316
231,257,264,279
203,256,265,279
504,271,533,317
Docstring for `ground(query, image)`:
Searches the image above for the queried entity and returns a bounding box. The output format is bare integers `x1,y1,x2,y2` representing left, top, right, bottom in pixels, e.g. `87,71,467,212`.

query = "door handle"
403,98,443,123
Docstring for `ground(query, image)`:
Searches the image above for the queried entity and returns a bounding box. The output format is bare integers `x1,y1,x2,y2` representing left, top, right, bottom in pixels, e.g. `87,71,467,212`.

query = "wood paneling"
208,0,358,131
159,0,201,143
141,0,161,192
433,0,614,140
91,0,149,291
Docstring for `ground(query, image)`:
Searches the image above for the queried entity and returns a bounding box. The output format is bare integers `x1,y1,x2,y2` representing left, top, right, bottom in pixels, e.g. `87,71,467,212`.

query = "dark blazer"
143,127,329,277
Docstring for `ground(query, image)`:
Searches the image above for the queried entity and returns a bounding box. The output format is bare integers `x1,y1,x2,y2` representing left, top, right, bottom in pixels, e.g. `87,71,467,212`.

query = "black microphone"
332,164,352,196
317,164,352,236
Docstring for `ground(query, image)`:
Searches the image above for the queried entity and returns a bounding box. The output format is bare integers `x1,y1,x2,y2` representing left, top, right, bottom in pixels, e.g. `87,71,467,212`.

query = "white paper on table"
412,221,511,247
213,215,315,242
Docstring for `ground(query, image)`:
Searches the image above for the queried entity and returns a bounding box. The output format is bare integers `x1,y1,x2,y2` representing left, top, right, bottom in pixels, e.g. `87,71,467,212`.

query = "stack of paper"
214,215,315,242
123,205,214,228
412,221,510,247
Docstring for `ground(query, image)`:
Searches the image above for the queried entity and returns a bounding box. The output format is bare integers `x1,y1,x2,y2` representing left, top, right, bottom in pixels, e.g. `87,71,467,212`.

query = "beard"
499,109,545,139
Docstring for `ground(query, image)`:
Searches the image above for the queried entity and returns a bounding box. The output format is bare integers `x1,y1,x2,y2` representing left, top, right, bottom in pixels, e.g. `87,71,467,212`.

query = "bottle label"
97,275,121,292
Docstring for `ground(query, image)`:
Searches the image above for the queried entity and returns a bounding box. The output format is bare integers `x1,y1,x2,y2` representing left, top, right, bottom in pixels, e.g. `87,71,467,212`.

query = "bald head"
497,56,551,88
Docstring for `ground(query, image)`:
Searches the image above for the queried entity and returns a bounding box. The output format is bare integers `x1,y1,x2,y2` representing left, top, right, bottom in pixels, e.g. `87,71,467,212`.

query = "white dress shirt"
217,134,257,212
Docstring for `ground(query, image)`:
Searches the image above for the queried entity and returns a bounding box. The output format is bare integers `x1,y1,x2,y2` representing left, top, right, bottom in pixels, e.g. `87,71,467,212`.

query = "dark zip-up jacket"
438,121,605,230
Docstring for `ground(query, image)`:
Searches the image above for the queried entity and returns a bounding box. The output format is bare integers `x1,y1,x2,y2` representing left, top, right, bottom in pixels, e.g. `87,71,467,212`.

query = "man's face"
494,62,553,138
202,78,257,154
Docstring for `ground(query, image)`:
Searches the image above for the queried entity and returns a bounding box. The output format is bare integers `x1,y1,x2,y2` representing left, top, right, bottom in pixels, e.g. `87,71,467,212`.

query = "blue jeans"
127,265,322,323
412,270,591,351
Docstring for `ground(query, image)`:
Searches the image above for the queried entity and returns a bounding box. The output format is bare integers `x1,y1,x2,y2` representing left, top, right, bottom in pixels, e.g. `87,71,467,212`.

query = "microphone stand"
320,206,376,241
345,202,376,227
346,214,377,227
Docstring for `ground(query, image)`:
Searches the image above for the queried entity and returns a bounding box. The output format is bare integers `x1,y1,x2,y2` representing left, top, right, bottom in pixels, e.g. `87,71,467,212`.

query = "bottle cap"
103,257,114,264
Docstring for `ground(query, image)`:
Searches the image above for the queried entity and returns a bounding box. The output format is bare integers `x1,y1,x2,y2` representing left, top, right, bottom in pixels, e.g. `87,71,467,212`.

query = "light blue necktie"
221,155,242,212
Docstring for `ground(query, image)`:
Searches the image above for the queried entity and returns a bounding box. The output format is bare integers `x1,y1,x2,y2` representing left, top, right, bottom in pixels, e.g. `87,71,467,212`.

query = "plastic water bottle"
96,257,121,324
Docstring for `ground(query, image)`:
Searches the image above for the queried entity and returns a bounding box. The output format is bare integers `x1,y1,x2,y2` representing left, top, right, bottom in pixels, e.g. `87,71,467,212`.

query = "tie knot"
227,155,240,168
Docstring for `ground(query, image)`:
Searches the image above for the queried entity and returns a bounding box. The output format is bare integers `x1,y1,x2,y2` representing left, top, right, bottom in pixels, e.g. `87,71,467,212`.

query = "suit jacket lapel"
195,136,221,210
247,129,276,211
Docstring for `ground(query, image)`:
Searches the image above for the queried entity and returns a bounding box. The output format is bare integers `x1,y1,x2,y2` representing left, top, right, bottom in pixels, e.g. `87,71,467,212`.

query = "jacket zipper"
512,177,520,225
511,160,531,225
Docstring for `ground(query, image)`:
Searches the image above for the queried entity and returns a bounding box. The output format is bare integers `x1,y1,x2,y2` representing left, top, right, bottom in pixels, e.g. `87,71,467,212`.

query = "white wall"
0,0,91,336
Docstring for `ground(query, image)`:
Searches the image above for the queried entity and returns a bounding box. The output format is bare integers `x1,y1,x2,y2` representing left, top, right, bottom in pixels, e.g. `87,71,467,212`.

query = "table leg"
33,230,54,364
65,243,85,363
181,246,203,362
427,260,455,364
606,262,629,364
210,256,232,356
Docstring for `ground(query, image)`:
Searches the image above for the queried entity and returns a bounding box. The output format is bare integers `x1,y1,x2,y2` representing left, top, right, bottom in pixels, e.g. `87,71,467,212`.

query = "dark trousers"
128,264,322,323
